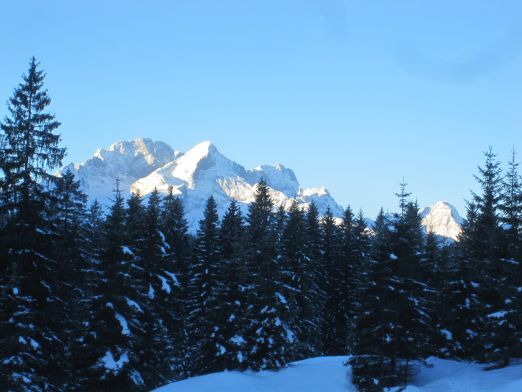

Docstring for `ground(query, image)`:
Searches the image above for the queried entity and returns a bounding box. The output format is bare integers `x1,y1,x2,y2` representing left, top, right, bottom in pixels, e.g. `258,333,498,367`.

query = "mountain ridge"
62,138,463,238
62,139,345,230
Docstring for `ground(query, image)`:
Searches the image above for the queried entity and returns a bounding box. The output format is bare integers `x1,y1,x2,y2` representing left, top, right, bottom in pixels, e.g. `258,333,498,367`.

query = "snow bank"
405,357,522,392
153,356,522,392
154,356,352,392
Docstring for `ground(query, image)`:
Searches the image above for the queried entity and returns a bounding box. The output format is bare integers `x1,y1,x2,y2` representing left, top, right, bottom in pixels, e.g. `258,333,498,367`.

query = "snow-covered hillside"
153,356,522,392
62,138,464,236
421,201,463,242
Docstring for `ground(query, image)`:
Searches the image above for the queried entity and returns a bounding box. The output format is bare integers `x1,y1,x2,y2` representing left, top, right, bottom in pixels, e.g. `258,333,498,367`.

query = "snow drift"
152,356,522,392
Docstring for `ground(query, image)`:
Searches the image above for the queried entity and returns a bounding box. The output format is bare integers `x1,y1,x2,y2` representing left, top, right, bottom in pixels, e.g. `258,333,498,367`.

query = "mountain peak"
421,201,463,242
95,137,179,164
162,141,230,188
182,140,219,162
61,138,179,202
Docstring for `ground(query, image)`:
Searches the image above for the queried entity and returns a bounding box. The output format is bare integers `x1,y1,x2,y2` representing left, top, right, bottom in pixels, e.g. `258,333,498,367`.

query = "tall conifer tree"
161,186,190,377
0,57,66,389
351,189,431,390
48,170,89,388
350,208,397,391
325,206,354,355
244,180,295,370
303,202,325,354
217,200,248,370
444,202,483,359
280,200,313,358
499,151,522,363
186,196,223,375
82,187,146,390
138,189,181,387
320,207,341,354
460,148,507,363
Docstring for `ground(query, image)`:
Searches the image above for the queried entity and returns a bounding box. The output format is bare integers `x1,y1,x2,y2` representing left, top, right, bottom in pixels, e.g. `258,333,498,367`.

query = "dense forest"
1,59,521,392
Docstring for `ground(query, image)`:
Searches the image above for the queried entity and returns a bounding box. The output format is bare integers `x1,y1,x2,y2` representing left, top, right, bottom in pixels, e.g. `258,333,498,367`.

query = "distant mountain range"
61,138,463,240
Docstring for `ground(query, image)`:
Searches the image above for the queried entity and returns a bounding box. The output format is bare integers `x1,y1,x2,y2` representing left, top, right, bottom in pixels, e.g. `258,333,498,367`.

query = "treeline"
1,59,521,392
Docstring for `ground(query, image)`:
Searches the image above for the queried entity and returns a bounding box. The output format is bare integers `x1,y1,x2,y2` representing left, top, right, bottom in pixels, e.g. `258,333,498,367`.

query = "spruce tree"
320,207,341,355
468,147,504,261
445,202,483,359
138,189,181,388
324,206,354,355
161,186,190,377
0,57,66,390
243,180,295,370
422,230,450,356
500,151,522,362
186,196,224,375
74,199,105,387
460,148,507,364
500,150,522,252
492,150,522,365
391,201,432,362
347,210,371,353
217,200,248,370
303,202,325,354
280,200,313,359
351,191,431,390
396,178,412,215
82,187,146,390
0,57,64,217
48,169,89,388
350,208,398,391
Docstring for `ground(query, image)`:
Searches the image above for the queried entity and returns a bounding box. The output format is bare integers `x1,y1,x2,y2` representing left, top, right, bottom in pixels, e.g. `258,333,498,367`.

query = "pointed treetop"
395,178,412,215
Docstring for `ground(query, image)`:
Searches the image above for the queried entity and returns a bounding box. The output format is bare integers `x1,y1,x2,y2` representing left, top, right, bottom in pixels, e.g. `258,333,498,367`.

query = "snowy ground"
153,356,522,392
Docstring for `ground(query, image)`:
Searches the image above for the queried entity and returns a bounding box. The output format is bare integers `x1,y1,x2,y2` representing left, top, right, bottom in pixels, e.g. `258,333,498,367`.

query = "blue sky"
1,0,521,217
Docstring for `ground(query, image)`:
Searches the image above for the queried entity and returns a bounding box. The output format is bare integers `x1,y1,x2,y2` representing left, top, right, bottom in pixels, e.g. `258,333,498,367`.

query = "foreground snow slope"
153,356,522,392
154,357,353,392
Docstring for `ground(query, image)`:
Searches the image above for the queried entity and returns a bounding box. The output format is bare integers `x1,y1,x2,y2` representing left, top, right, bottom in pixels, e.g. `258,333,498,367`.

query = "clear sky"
1,0,521,218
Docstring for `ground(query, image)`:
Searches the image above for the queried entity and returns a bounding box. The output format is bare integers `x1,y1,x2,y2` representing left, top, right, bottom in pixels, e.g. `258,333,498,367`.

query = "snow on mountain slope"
131,141,344,229
61,138,181,203
64,139,344,230
131,141,248,194
152,356,522,392
248,163,300,197
420,201,463,242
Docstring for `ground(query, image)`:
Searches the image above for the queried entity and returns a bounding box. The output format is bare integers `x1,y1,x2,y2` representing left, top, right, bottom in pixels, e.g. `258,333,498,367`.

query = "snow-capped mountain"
63,139,344,230
62,138,464,239
420,201,463,242
61,138,182,202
